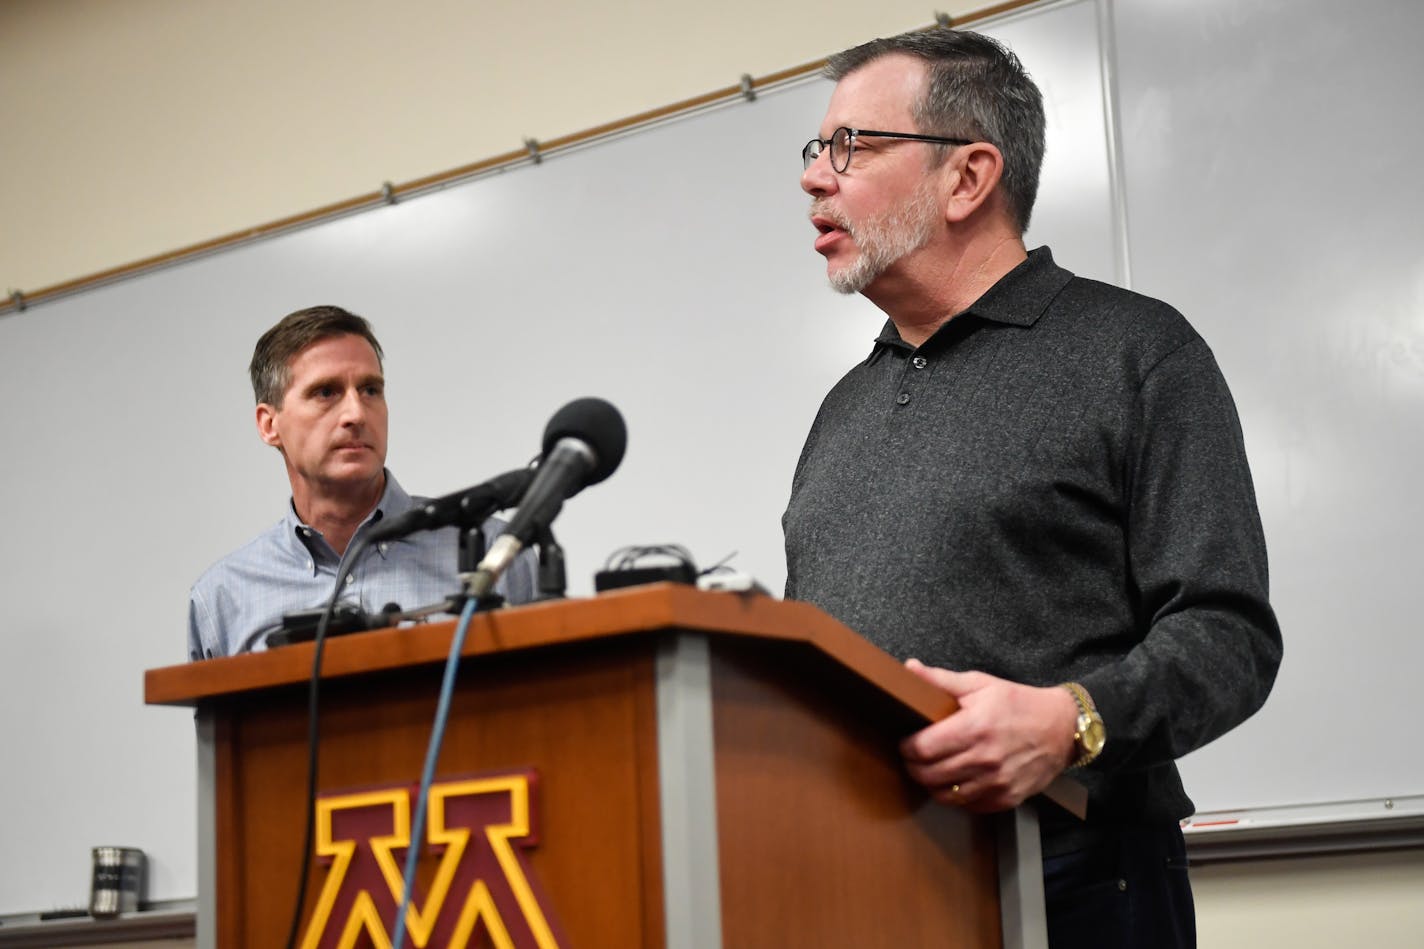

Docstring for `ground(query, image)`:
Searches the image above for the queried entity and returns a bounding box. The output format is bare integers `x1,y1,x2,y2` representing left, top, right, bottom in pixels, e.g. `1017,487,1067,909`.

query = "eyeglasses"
802,126,974,173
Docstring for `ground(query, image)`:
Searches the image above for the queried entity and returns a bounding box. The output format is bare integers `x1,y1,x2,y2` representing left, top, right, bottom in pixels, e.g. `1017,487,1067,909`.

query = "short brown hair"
248,305,384,406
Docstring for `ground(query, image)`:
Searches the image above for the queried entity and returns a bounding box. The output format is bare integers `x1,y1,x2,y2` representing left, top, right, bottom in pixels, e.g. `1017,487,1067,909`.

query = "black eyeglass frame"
802,127,975,173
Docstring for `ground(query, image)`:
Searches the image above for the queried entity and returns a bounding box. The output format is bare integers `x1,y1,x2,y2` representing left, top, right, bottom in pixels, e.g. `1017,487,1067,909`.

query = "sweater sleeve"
1078,338,1282,771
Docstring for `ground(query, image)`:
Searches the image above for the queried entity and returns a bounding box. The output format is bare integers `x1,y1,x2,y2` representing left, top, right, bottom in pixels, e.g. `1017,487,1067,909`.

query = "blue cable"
391,594,479,949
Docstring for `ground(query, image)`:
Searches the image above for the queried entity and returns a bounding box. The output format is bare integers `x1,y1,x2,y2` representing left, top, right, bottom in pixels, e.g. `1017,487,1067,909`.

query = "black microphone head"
542,397,627,485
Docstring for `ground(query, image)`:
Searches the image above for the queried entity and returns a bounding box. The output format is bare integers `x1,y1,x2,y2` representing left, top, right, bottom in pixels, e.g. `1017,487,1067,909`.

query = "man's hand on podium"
898,659,1079,814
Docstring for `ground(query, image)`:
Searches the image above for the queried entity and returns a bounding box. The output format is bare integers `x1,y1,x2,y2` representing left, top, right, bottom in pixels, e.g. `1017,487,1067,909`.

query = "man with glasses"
783,29,1281,948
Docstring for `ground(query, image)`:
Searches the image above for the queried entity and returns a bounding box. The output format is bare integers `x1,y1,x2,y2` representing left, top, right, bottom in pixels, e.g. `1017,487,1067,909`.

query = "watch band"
1062,681,1106,769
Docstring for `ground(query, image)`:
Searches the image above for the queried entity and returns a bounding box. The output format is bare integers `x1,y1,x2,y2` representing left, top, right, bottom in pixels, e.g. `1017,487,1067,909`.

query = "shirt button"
379,543,389,554
896,393,911,406
305,560,314,571
345,574,354,585
912,356,928,369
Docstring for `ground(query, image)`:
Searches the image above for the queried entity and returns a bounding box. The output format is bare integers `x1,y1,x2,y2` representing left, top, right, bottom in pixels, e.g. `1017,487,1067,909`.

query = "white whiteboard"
1113,0,1424,818
1,0,1418,913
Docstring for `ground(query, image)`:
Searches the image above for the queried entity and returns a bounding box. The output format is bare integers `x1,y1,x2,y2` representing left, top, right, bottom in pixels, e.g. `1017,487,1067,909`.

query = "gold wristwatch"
1062,682,1106,769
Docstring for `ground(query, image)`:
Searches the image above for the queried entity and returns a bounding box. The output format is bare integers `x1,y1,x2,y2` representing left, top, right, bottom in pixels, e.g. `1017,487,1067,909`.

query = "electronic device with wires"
261,605,387,649
594,544,699,591
594,544,766,594
261,598,470,650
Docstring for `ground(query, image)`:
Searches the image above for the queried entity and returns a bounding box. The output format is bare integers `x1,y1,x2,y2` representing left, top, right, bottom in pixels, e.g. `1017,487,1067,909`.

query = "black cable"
698,549,739,577
600,543,741,579
602,543,697,572
282,534,368,949
279,489,517,946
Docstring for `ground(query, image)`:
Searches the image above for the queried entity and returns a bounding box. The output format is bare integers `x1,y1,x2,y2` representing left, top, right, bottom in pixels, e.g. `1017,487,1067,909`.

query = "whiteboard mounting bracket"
524,137,542,164
739,74,756,102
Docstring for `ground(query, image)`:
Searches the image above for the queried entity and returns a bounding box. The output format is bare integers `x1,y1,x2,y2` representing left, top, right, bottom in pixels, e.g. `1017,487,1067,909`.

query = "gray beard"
824,185,939,295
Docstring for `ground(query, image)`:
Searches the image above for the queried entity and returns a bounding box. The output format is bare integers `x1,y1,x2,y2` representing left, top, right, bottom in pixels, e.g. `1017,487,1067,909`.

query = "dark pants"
1042,824,1195,949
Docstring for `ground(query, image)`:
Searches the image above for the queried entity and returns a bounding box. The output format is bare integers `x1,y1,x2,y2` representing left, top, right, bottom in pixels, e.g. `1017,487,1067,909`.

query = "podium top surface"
144,584,956,720
144,583,1087,816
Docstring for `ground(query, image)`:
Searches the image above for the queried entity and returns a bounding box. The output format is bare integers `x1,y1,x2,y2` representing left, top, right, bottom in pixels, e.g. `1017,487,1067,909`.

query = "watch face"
1082,716,1106,755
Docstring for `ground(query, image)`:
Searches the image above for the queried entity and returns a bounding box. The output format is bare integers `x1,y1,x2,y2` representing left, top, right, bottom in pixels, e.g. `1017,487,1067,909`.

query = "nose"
801,149,837,197
337,387,366,426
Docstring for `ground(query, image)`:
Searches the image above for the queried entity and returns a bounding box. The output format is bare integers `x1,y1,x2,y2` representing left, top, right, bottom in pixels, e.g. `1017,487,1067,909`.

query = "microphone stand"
457,522,486,574
454,518,505,611
534,525,567,600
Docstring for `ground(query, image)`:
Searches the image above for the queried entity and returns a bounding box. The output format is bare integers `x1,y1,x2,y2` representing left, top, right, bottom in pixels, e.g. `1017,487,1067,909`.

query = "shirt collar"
865,246,1072,363
282,469,411,560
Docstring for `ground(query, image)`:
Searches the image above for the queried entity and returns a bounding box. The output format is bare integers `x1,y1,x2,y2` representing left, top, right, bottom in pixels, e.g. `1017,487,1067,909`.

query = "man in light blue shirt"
188,305,535,659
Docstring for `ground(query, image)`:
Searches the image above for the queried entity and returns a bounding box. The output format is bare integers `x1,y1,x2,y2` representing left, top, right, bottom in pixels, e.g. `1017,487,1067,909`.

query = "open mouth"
811,214,847,253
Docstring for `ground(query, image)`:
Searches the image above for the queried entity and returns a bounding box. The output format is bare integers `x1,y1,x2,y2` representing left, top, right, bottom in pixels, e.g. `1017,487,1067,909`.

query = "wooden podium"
146,584,1049,948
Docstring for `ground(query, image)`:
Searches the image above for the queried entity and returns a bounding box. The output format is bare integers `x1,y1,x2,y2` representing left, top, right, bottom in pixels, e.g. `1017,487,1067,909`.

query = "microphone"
467,398,627,595
364,466,537,544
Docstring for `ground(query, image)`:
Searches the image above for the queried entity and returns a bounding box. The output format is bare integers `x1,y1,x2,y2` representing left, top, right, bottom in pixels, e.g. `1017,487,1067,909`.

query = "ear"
255,403,282,449
941,142,1006,225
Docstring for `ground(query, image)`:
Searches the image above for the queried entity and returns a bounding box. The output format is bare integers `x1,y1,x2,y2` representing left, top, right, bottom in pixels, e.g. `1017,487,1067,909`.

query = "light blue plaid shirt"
187,472,537,659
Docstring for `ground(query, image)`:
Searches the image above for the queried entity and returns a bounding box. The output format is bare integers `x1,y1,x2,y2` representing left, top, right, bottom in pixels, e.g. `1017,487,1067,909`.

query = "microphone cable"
282,533,368,949
390,594,480,949
281,488,515,947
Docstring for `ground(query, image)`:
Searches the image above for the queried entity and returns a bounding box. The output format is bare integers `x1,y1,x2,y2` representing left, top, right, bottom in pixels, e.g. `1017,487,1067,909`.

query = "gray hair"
825,29,1046,234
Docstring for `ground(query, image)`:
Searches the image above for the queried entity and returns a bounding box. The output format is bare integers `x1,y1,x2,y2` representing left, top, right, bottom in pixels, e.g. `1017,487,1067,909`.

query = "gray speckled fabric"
783,248,1281,846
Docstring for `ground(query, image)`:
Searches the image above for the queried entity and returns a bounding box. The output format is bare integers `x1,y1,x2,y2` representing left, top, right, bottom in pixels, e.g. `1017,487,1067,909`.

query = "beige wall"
1194,850,1424,947
3,0,1421,943
1,0,956,295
